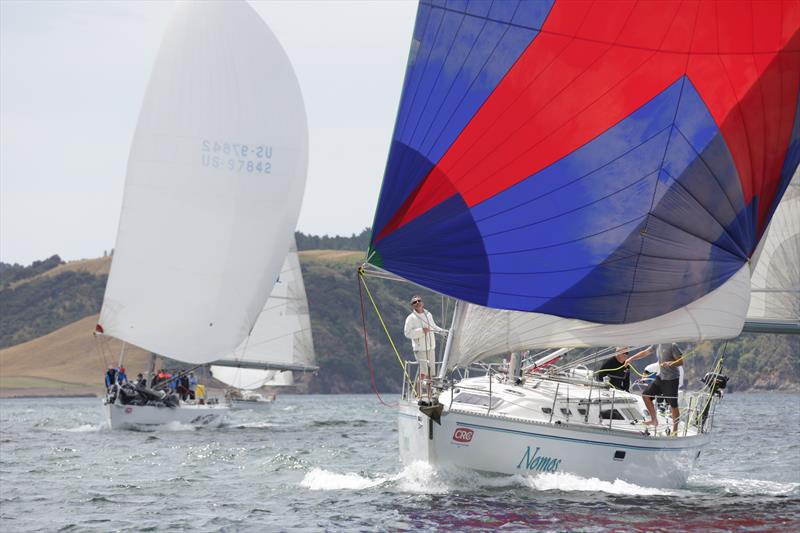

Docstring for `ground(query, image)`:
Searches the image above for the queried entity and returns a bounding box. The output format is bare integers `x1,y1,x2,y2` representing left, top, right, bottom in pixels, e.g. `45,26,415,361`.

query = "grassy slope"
0,315,150,397
0,252,365,397
7,257,111,289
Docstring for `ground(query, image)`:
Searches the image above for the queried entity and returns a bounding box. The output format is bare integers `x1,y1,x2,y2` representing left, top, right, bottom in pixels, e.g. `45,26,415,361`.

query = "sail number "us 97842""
201,139,272,174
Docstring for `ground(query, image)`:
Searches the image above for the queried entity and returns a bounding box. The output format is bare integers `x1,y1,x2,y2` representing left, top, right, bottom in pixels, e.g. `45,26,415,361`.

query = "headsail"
98,1,308,363
209,240,317,387
368,1,799,329
744,169,800,333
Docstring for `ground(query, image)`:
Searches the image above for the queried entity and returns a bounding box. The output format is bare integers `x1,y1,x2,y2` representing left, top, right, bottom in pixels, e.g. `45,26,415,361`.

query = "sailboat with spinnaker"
95,0,308,430
359,0,799,488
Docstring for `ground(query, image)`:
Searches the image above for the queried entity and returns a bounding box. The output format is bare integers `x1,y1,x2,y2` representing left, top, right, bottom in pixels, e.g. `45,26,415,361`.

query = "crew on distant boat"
639,343,684,434
595,346,653,391
177,373,191,400
404,295,447,387
135,373,147,388
188,372,198,400
104,365,118,390
117,367,128,384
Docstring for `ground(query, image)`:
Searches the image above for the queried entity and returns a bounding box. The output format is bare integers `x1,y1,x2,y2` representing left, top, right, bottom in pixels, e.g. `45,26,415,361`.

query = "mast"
436,300,459,381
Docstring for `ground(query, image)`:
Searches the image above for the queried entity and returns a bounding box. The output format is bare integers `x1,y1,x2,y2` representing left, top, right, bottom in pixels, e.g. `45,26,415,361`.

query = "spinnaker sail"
368,0,799,332
97,0,308,363
209,240,316,388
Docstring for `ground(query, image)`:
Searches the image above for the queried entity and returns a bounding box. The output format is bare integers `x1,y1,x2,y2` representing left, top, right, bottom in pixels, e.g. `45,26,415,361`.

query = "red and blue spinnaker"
368,0,800,325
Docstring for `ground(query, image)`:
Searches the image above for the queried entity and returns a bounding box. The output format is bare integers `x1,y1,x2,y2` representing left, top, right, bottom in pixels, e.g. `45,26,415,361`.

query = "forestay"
210,240,315,387
98,0,308,363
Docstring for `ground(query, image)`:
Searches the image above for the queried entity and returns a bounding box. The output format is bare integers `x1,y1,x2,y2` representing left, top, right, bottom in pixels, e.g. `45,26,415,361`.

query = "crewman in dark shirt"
595,346,653,391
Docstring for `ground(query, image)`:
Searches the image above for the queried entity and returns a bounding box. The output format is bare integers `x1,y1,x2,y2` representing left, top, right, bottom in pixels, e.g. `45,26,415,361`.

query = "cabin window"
600,408,625,420
614,450,626,461
541,407,552,414
560,408,572,416
577,408,588,415
454,392,503,409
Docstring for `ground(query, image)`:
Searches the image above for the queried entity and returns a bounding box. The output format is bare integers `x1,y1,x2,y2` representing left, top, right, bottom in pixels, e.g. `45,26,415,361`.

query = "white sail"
209,369,294,390
98,0,308,364
210,240,315,388
446,264,750,370
745,169,800,332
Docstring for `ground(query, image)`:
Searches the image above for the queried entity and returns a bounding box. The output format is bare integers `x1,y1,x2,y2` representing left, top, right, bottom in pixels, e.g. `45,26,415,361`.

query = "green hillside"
1,235,797,393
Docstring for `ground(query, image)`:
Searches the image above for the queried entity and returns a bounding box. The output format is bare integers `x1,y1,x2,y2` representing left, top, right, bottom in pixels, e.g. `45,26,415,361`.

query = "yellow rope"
358,269,417,398
596,345,700,378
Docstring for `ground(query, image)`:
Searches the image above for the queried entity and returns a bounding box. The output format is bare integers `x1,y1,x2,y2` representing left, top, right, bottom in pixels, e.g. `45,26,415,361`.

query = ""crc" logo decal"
453,427,474,443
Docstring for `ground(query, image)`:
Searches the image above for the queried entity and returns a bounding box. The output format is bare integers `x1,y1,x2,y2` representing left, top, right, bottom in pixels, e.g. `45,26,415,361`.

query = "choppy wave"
690,474,800,496
520,471,670,496
2,394,798,533
60,423,103,433
300,468,388,491
300,462,668,497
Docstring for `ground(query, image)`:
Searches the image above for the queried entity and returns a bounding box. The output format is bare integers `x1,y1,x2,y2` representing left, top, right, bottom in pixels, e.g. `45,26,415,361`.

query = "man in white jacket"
404,295,447,384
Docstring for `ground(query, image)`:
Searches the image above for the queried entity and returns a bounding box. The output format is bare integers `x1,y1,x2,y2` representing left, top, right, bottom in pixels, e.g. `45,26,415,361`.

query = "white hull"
105,402,229,430
230,398,274,410
398,400,707,488
398,372,716,489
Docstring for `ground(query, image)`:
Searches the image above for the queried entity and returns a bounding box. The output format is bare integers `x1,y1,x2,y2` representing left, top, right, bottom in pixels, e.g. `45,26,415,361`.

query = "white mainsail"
744,169,800,333
97,0,308,364
445,265,750,370
209,241,315,389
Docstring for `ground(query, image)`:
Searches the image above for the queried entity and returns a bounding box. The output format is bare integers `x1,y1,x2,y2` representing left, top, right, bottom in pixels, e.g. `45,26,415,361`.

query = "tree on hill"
295,228,371,251
0,255,64,288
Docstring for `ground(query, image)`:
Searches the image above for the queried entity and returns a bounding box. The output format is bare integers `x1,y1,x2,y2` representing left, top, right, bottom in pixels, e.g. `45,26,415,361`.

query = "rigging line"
357,268,403,406
695,340,728,427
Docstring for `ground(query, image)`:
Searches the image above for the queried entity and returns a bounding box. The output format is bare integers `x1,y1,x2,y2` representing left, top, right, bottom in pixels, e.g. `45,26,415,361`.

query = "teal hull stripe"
456,420,704,452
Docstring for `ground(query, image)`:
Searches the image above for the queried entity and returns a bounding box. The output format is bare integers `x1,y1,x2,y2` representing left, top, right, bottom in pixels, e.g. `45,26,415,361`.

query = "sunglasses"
411,300,422,305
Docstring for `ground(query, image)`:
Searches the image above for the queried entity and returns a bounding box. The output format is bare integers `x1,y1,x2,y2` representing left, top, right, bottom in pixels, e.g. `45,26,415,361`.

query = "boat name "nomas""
516,446,562,472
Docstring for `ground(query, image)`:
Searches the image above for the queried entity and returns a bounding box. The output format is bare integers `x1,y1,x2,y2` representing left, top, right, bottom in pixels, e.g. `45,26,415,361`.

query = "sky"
0,0,418,265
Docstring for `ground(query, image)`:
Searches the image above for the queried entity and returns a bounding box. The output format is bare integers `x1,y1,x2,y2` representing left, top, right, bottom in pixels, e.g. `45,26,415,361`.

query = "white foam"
689,474,800,496
61,424,102,433
300,468,388,491
393,461,451,494
520,472,670,496
299,462,675,497
128,421,196,432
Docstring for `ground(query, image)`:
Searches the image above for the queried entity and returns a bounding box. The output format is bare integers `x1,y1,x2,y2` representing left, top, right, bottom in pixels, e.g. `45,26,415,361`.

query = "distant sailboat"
96,0,308,430
361,0,799,488
210,240,317,408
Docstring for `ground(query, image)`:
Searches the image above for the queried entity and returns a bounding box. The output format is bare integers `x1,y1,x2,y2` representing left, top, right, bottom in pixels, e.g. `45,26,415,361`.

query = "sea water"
0,393,797,532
